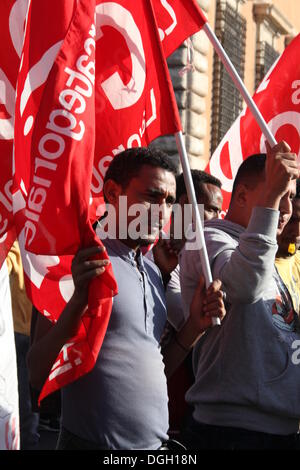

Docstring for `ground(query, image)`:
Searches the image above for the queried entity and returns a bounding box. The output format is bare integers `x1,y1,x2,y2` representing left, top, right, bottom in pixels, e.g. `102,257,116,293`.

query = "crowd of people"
2,140,300,450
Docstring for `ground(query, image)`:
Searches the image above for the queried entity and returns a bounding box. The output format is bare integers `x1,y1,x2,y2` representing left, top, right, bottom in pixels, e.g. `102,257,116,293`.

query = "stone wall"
151,0,211,170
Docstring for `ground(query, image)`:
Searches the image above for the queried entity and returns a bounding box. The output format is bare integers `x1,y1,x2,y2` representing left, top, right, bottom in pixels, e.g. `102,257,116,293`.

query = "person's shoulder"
205,218,238,236
204,224,230,239
295,250,300,265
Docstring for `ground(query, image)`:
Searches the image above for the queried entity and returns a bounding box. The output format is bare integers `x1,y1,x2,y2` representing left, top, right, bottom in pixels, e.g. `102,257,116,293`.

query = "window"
211,0,246,154
255,41,280,88
253,2,293,88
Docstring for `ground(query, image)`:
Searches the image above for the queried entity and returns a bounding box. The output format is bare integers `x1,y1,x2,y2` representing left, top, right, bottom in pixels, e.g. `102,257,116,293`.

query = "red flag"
13,0,183,400
89,0,207,220
14,0,118,401
152,0,207,58
89,0,182,220
0,1,29,265
207,34,300,214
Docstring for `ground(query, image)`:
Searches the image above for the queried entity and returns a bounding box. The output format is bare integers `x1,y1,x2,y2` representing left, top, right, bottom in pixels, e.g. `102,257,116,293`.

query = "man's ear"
233,183,248,208
103,179,122,205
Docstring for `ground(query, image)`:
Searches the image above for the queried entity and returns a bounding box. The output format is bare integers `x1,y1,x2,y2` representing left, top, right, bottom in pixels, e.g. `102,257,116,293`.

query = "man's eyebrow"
146,188,165,196
146,188,176,203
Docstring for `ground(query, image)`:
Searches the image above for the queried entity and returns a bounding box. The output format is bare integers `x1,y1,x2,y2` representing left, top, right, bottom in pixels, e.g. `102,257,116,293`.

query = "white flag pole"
203,23,277,147
175,131,220,326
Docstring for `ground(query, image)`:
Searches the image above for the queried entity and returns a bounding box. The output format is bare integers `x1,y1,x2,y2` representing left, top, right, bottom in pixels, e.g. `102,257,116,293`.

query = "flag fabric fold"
0,0,29,266
152,0,207,58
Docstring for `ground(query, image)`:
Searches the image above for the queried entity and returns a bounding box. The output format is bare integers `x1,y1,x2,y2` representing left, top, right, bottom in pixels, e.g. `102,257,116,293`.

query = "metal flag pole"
203,22,277,147
175,131,220,326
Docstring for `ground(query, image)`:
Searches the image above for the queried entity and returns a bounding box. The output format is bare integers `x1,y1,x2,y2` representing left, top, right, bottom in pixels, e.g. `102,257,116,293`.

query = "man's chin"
137,229,162,246
137,237,156,247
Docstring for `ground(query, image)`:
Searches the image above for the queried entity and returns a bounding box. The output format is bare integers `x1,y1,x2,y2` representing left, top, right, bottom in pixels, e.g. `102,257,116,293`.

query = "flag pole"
203,23,277,147
175,131,220,326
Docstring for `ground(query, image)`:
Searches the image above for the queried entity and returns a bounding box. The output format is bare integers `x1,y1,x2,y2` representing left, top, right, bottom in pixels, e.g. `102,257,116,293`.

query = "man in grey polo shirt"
28,147,225,450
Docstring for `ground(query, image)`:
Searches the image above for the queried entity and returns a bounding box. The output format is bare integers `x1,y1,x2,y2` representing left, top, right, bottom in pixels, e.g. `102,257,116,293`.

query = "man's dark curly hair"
231,153,266,198
103,147,178,192
175,170,222,203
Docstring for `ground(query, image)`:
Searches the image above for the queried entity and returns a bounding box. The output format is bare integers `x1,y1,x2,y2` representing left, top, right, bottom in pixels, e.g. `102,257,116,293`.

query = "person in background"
275,178,300,315
154,170,223,330
30,306,61,437
6,241,39,450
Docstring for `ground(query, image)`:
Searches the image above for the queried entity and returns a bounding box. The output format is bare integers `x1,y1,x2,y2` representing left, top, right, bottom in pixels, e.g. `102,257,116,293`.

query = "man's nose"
160,202,170,222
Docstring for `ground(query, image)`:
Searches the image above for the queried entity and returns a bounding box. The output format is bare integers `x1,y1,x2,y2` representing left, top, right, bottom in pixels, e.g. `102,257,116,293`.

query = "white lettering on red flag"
90,0,183,221
90,0,208,219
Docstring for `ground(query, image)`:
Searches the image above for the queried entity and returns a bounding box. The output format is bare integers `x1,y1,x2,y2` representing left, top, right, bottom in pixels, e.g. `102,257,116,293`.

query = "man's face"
232,177,296,232
277,196,300,256
178,183,223,222
277,179,296,237
171,183,223,252
201,183,223,221
118,165,176,246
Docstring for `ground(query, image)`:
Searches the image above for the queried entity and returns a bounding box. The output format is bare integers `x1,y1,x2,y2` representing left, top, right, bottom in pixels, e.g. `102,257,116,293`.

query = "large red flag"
13,0,183,400
89,0,183,221
13,0,118,401
0,0,208,267
0,1,29,266
152,0,207,58
89,0,207,220
207,34,300,214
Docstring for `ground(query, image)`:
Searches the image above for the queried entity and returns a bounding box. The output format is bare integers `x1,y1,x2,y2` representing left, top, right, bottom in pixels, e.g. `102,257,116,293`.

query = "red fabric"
152,0,207,58
207,34,300,214
13,0,118,402
0,0,27,265
13,0,183,401
89,0,182,221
